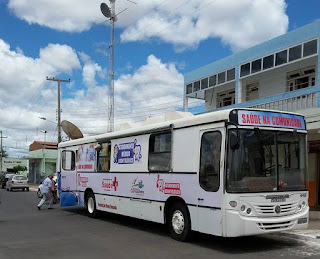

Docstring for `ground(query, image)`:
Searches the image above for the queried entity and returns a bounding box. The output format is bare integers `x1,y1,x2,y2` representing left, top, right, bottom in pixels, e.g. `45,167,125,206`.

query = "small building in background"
1,157,29,176
28,141,57,183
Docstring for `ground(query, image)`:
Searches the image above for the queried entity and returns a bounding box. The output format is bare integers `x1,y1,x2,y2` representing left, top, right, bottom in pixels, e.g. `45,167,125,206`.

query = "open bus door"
59,148,78,207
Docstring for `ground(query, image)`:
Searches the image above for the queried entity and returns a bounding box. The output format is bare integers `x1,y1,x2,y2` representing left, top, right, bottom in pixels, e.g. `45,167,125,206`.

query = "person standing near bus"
37,175,54,210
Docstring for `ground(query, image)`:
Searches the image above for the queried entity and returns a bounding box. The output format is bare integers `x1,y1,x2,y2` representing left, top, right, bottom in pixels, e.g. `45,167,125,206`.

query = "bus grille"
253,202,298,216
258,220,296,231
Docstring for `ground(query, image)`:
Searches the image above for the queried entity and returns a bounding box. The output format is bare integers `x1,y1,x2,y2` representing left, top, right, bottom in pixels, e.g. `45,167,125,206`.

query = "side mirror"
230,130,240,150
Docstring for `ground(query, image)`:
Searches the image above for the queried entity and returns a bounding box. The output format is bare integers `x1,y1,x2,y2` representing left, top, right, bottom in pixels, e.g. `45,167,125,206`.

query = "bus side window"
62,150,76,171
199,131,222,192
97,143,111,171
148,132,171,172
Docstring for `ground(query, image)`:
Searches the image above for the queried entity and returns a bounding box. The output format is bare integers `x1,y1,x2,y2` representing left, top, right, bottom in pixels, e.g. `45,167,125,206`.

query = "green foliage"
12,165,27,172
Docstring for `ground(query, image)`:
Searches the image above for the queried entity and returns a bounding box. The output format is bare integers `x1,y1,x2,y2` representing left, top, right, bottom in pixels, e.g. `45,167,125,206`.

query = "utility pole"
0,131,8,171
46,77,70,143
101,0,116,132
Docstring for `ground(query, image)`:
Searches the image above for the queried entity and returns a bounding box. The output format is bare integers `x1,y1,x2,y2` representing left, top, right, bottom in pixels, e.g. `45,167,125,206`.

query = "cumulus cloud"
0,39,81,156
8,0,288,52
0,38,199,157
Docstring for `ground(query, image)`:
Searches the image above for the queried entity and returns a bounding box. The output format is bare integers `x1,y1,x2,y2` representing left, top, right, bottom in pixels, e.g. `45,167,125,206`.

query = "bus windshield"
227,128,307,193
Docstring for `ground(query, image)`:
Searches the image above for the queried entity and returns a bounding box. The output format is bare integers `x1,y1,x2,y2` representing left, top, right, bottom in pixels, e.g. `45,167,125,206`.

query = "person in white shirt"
37,175,54,210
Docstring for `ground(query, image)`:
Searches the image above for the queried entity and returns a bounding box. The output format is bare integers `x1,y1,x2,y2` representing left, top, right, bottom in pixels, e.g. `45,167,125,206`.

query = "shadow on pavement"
62,206,304,255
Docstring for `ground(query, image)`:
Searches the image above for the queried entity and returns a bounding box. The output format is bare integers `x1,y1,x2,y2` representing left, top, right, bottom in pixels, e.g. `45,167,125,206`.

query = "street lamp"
39,117,56,124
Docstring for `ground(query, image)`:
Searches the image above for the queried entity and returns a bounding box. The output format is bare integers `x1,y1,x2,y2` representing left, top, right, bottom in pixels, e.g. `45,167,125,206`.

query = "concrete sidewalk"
285,211,320,240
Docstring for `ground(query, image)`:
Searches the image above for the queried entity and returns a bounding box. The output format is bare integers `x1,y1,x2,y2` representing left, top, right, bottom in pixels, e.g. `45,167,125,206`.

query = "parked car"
6,175,29,191
2,173,16,189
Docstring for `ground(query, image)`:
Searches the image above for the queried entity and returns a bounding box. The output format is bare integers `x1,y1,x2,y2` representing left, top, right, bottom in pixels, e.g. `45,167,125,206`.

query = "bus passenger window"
97,143,111,171
199,131,222,192
62,151,76,171
149,132,171,172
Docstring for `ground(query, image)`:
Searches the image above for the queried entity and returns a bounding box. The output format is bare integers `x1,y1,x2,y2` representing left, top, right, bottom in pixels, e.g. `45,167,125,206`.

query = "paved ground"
1,188,320,259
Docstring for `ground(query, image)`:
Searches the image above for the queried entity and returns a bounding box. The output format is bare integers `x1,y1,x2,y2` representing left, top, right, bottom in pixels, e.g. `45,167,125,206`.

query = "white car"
6,175,29,191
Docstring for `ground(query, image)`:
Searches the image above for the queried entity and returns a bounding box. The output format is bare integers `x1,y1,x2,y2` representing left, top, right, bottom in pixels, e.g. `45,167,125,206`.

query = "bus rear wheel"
86,192,98,218
168,202,192,242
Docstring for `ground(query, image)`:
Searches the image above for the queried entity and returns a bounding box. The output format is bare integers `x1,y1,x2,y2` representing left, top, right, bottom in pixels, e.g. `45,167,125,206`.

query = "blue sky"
0,0,319,157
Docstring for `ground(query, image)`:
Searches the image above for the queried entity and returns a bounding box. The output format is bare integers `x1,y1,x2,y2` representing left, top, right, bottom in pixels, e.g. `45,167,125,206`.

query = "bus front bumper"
225,208,309,237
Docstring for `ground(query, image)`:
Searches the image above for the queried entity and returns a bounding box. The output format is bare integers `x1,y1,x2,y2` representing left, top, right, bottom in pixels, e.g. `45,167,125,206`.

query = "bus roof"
58,108,305,148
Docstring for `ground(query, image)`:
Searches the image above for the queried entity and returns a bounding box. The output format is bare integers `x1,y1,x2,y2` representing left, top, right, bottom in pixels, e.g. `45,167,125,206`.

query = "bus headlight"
302,201,306,208
298,204,302,211
246,208,252,214
229,201,237,208
240,205,246,212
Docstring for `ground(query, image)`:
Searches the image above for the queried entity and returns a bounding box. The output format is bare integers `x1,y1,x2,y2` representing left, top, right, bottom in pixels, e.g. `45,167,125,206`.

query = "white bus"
57,108,309,241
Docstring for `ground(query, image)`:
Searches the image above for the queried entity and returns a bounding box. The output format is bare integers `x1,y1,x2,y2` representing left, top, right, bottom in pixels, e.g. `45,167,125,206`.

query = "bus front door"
59,149,78,207
197,128,224,236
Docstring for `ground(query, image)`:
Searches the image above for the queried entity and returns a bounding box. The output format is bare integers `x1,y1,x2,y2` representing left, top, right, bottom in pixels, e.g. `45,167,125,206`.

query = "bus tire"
168,202,192,242
86,192,98,218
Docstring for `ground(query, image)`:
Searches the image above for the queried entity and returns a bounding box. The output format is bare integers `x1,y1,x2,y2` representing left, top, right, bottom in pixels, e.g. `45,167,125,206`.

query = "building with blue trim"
184,20,320,208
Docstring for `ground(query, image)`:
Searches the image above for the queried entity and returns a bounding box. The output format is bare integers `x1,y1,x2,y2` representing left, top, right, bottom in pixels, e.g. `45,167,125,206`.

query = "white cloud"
8,0,288,52
0,39,81,156
120,0,289,52
0,38,199,157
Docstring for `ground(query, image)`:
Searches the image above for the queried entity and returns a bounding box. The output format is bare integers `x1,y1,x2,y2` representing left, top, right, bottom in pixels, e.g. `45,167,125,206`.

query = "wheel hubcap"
172,210,185,234
88,197,94,213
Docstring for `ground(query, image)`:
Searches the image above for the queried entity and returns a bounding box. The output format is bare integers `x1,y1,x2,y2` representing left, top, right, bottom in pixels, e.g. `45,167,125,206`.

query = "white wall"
240,57,317,102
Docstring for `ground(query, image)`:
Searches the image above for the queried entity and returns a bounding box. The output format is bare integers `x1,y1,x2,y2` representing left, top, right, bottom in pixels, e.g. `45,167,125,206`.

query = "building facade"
28,141,57,183
184,21,320,208
1,157,29,176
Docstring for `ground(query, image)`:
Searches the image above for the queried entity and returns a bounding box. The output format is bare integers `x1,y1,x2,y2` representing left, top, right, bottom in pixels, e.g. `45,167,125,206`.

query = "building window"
62,151,75,171
201,78,208,89
199,131,221,192
97,143,111,171
287,66,316,92
251,59,262,74
218,71,226,84
193,81,200,92
275,50,287,66
217,89,235,108
209,75,217,87
149,132,171,172
240,63,250,77
289,45,302,62
303,39,318,57
246,82,259,101
186,84,192,94
227,68,235,81
263,54,274,70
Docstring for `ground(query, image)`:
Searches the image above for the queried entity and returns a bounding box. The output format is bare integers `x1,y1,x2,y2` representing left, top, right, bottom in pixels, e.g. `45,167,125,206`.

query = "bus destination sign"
237,110,306,130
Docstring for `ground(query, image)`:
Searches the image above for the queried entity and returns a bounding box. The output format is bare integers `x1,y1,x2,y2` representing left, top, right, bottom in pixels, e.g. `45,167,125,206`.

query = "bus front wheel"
168,202,192,242
86,192,98,218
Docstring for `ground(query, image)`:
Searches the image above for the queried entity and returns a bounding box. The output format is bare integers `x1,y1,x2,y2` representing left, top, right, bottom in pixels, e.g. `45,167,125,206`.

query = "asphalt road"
1,189,320,259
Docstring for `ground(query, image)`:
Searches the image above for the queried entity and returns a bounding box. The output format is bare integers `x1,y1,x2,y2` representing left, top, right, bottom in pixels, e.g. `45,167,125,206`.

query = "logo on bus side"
77,174,88,187
113,139,142,164
102,177,119,191
156,174,181,196
131,177,144,195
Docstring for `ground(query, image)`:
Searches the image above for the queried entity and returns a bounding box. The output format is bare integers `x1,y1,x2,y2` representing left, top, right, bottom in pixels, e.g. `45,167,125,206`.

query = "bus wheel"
86,192,98,218
168,202,192,242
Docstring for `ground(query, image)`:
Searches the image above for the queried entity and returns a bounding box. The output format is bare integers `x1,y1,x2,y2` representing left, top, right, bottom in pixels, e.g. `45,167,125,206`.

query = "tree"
12,165,27,173
0,148,8,158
